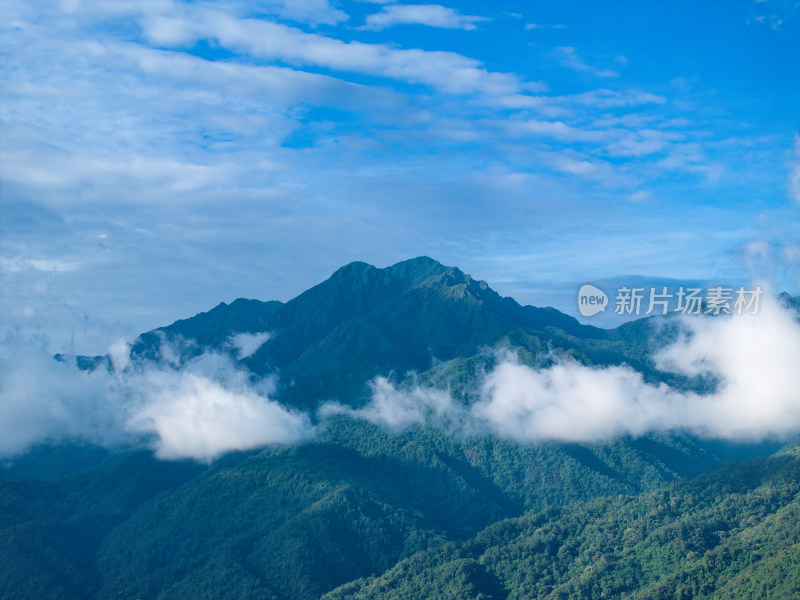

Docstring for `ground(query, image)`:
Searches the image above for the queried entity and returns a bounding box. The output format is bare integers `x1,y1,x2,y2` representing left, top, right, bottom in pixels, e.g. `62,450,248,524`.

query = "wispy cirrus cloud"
553,46,621,78
1,0,796,348
259,0,349,26
791,134,800,205
747,14,785,30
605,129,684,157
138,8,516,96
566,89,666,108
524,23,566,30
0,257,79,273
98,42,400,110
505,119,613,143
58,0,349,27
746,0,797,32
656,142,724,183
362,4,489,31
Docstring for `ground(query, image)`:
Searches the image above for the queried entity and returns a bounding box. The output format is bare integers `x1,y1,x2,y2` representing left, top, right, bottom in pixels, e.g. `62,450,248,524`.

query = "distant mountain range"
5,257,798,600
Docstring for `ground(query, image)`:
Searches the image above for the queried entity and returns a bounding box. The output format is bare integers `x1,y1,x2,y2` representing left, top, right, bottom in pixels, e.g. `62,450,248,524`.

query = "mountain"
57,297,284,369
79,257,671,410
779,291,800,313
4,257,795,599
1,423,790,600
131,297,284,361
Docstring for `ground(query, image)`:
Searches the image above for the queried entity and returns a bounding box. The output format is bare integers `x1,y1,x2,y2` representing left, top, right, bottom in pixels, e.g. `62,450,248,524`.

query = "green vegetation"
6,258,798,599
1,421,792,599
323,450,800,600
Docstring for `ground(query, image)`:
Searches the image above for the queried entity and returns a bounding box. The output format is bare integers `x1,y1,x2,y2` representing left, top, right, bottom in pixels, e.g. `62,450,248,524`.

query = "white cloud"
524,23,566,30
319,376,461,433
3,292,799,462
0,256,79,273
499,89,665,121
652,292,800,438
481,294,800,441
790,133,800,204
127,364,313,461
605,129,683,157
0,340,131,457
567,89,666,108
657,143,724,183
745,239,772,262
747,14,784,30
491,94,562,112
137,9,518,96
472,357,685,441
543,152,622,184
554,46,620,78
58,0,348,27
228,331,271,359
1,30,400,185
343,293,800,443
626,190,654,203
784,244,800,267
262,0,348,26
123,350,314,461
511,119,612,143
363,4,489,31
96,42,398,110
108,338,132,370
0,339,313,461
0,148,250,203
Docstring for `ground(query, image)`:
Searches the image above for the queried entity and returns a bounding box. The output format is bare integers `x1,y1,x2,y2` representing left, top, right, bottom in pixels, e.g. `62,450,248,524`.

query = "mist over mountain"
111,256,626,409
46,256,800,453
2,257,800,600
3,0,797,596
65,257,682,408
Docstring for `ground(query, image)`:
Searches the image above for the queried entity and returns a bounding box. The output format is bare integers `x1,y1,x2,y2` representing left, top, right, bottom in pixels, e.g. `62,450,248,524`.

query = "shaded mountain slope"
131,297,283,361
322,447,800,600
0,418,781,600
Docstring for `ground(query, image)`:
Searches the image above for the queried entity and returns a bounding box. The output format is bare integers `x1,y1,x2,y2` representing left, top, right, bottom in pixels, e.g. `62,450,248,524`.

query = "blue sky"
1,0,799,351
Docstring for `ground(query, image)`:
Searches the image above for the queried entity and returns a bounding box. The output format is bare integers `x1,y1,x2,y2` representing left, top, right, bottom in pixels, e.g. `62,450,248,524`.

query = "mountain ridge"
61,257,800,411
69,257,642,409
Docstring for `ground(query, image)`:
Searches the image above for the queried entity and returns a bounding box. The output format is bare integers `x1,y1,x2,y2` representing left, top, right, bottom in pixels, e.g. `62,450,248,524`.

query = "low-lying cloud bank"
319,377,459,434
331,293,800,443
0,334,313,462
124,352,313,461
1,293,799,462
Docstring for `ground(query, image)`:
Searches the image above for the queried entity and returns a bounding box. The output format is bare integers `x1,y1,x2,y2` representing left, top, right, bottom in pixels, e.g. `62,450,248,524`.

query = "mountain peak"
328,261,378,281
385,256,448,288
327,257,471,293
